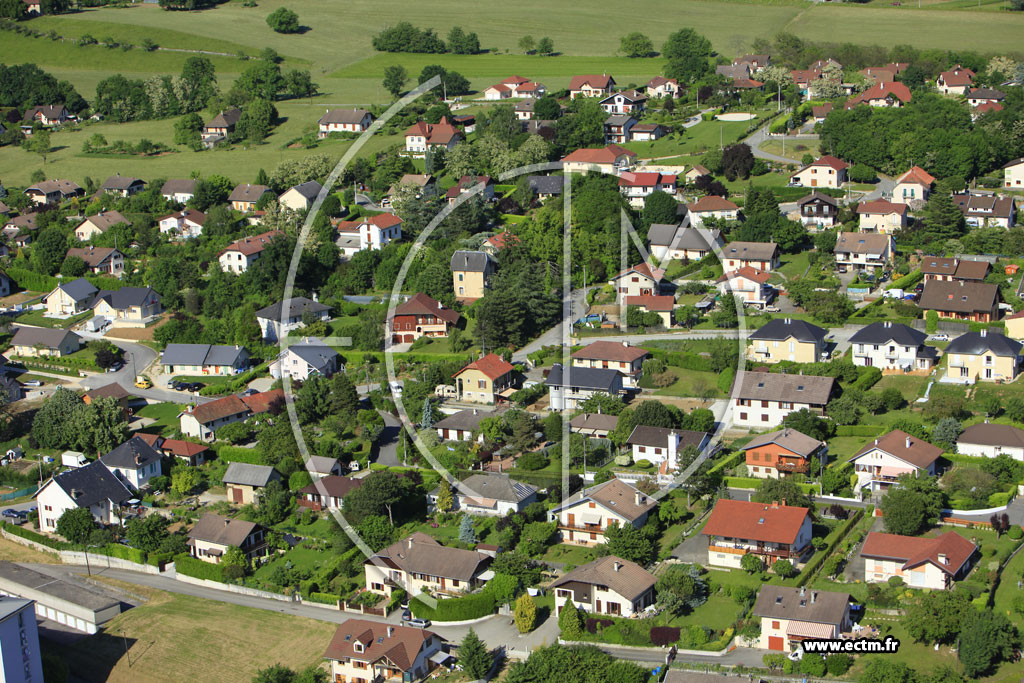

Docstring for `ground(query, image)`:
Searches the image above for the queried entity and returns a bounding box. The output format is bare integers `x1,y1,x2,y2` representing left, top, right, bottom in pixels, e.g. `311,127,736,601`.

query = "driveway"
671,531,708,563
843,517,883,582
374,410,403,467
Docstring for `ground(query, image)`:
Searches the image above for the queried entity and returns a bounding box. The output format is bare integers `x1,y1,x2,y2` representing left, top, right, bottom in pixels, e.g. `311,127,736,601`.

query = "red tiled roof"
403,117,460,145
484,232,520,250
896,166,935,186
625,295,675,312
336,213,403,232
687,195,739,212
219,230,283,257
611,262,665,283
812,103,833,118
454,353,515,381
569,74,614,91
393,293,460,325
242,389,284,414
975,102,1004,114
732,78,765,89
845,81,912,109
323,619,436,671
718,266,771,284
161,439,210,458
856,200,908,216
618,172,676,188
809,155,849,171
501,75,530,86
862,531,976,575
562,144,636,164
702,499,811,545
571,340,649,363
939,66,975,87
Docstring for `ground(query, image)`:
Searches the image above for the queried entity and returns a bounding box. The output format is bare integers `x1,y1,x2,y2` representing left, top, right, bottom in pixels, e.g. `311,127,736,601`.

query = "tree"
458,514,477,543
126,513,169,552
491,552,543,586
603,523,655,565
536,37,554,56
827,395,862,426
446,26,479,54
880,487,928,535
356,515,394,551
236,98,278,142
533,96,561,120
781,408,833,441
179,56,217,112
655,564,708,615
801,654,827,677
903,588,971,644
922,184,966,239
382,65,408,98
251,664,326,683
931,418,962,450
740,553,764,574
31,388,84,449
518,35,535,54
558,602,584,639
56,507,96,545
174,112,204,148
171,465,201,496
721,143,754,181
662,28,712,83
958,609,1017,678
255,480,293,526
620,32,654,58
459,629,490,678
418,65,471,96
859,658,916,683
772,559,797,578
752,478,813,509
434,478,453,514
266,7,300,33
642,191,679,227
24,128,51,164
343,470,414,524
514,593,537,633
710,293,738,329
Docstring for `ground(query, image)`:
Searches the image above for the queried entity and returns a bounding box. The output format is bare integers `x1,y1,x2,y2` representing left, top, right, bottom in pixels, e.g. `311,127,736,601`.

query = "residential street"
512,286,591,362
375,410,404,467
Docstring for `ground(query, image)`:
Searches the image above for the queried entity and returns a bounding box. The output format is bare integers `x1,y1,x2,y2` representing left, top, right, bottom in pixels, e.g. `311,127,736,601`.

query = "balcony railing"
558,523,605,533
709,544,793,559
776,461,810,474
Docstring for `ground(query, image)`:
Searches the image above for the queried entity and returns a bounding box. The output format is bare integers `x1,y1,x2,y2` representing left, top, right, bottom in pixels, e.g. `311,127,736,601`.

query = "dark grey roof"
223,462,280,487
53,277,98,303
946,331,1022,358
797,191,838,208
0,562,121,613
11,326,80,350
958,422,1024,449
450,250,494,273
753,585,850,624
434,409,492,432
255,297,330,320
737,372,835,405
528,176,563,195
605,114,635,126
748,318,827,343
625,426,707,449
161,344,247,368
545,363,621,392
100,436,161,470
849,321,927,346
457,473,537,502
286,181,322,201
646,223,682,246
46,460,134,509
94,287,160,310
286,338,338,373
318,109,371,125
160,179,197,196
100,175,144,191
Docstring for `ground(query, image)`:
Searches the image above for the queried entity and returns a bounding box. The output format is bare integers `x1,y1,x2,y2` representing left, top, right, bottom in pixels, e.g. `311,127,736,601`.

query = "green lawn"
650,369,724,398
667,593,741,631
827,436,870,464
541,543,597,567
777,251,811,281
253,544,331,582
874,375,930,402
12,309,91,329
757,138,812,163
623,115,771,158
135,402,185,434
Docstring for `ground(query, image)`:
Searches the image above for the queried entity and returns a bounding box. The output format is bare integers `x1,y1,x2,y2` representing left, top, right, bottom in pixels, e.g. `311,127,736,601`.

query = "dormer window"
353,642,364,653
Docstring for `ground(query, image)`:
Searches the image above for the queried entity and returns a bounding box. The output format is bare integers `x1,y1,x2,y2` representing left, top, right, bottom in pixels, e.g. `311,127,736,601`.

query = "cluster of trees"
505,644,649,683
0,63,87,113
31,389,129,456
517,36,555,56
93,56,218,123
265,7,300,34
372,23,479,54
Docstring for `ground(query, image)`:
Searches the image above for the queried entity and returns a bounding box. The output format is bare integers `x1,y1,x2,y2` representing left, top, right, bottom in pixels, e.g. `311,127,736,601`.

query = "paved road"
375,410,404,467
355,193,385,212
512,287,591,363
742,126,806,165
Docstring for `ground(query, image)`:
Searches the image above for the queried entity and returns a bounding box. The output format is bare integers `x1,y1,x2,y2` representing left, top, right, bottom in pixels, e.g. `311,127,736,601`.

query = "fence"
0,486,36,501
341,601,386,616
910,319,970,334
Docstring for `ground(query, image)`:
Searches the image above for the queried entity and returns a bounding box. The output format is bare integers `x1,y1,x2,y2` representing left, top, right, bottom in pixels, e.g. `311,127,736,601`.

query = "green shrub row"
886,270,923,291
147,551,174,566
709,450,743,473
306,591,341,605
410,589,495,621
796,508,863,587
851,366,882,392
717,366,735,394
1,522,70,549
94,543,146,564
5,266,121,294
229,362,271,392
173,552,225,582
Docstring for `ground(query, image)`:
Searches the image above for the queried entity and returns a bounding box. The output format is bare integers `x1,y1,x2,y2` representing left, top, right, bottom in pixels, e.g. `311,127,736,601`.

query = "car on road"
408,618,431,629
22,380,42,387
134,376,152,389
240,388,258,397
930,334,950,342
401,609,412,621
1,509,21,519
764,306,780,313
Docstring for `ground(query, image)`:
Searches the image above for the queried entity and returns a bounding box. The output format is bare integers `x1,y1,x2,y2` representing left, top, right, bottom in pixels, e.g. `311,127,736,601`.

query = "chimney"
938,553,948,565
781,498,786,507
800,586,806,597
387,626,394,637
906,436,912,449
613,561,622,572
622,341,628,347
224,518,230,526
785,317,792,324
772,500,779,508
874,438,878,446
635,491,644,506
981,328,987,338
407,537,413,550
811,591,817,604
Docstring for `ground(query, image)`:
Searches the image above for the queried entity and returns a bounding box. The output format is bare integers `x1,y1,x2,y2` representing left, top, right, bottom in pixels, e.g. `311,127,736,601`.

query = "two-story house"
918,280,999,323
549,478,656,546
733,372,835,429
894,166,935,203
936,65,974,95
34,461,134,532
753,585,851,652
569,74,616,99
453,353,516,404
74,210,132,241
91,287,163,327
427,473,538,517
687,196,739,227
553,556,656,618
790,155,849,188
404,117,462,155
434,409,492,442
270,337,341,382
160,178,196,204
603,114,636,145
645,76,681,98
625,426,710,474
721,241,780,273
187,512,267,564
317,109,373,137
742,428,827,479
617,172,676,207
746,318,827,364
365,533,492,597
599,89,648,114
609,262,667,304
218,231,284,274
561,144,636,175
862,532,976,589
953,191,1017,229
278,181,323,212
24,179,82,205
647,225,723,262
717,267,774,308
99,437,162,491
570,341,649,389
323,619,444,683
254,297,330,342
222,462,282,505
844,81,912,109
298,475,362,512
702,499,812,569
228,184,272,213
335,214,402,257
450,250,496,303
179,389,284,442
856,200,909,234
546,364,624,411
849,321,938,373
64,247,124,277
23,105,74,127
158,209,206,239
944,330,1021,383
161,344,250,376
1004,157,1024,189
833,232,894,273
797,192,839,228
42,278,97,317
920,257,989,283
849,430,943,494
202,108,242,143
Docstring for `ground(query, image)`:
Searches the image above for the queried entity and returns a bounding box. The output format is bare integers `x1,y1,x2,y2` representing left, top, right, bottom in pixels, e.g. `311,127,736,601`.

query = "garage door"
403,334,415,343
768,636,785,651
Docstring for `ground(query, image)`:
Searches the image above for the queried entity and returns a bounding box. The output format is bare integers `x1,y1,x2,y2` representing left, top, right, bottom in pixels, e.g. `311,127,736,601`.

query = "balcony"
776,461,810,474
559,523,605,533
709,544,793,559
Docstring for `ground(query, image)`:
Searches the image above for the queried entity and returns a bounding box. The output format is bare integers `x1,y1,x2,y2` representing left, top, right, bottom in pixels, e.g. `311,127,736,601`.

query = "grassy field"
758,138,814,163
0,535,59,564
53,582,335,682
135,402,186,434
874,374,930,401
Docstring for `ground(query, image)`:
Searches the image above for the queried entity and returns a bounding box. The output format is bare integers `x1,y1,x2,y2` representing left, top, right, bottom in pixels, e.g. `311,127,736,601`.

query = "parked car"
408,618,431,629
401,609,412,621
240,388,258,397
184,382,203,392
22,380,42,387
764,306,781,313
2,509,20,519
930,334,949,342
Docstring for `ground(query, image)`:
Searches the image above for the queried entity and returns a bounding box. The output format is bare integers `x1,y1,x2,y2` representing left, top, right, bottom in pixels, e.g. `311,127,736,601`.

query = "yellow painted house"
746,318,827,364
944,330,1022,383
453,353,516,404
450,250,495,303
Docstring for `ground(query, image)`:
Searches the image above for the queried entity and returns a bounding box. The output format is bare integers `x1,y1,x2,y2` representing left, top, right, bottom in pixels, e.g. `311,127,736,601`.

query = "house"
718,267,774,308
953,191,1017,229
731,78,765,91
918,280,999,323
73,210,131,241
433,409,491,442
388,293,460,344
797,192,839,228
733,372,835,429
791,69,823,98
202,108,242,143
481,231,521,256
10,327,81,358
936,65,975,95
862,532,977,589
1004,157,1024,189
317,108,373,137
703,499,812,569
894,166,936,202
303,455,344,480
428,473,538,516
404,117,462,155
161,344,250,376
625,426,709,474
453,353,516,405
603,114,636,145
365,533,492,597
957,421,1024,459
571,341,648,388
297,475,362,511
747,318,827,364
450,250,496,302
222,463,282,505
721,241,780,272
158,209,206,239
187,512,267,564
646,76,681,98
856,200,909,234
514,99,535,120
647,225,723,262
179,389,284,442
844,81,912,109
624,295,675,327
143,436,209,467
335,214,402,257
685,165,711,183
549,478,656,546
269,337,340,381
811,103,833,123
82,383,133,414
91,287,163,327
849,321,938,373
160,178,196,204
569,74,616,99
753,585,851,652
742,428,827,479
34,461,134,532
0,596,44,681
687,196,739,227
972,101,1004,119
617,172,676,207
599,89,648,115
561,144,636,175
278,181,322,212
99,436,162,491
850,430,943,494
1007,309,1024,340
323,619,445,683
385,174,436,206
609,262,667,302
717,64,750,81
967,87,1005,108
42,278,97,317
22,105,73,127
944,330,1021,383
629,123,670,141
553,556,656,618
218,230,284,274
228,184,272,212
569,412,619,438
444,175,495,204
483,76,545,99
254,297,330,342
98,175,145,198
790,155,849,188
24,179,82,205
735,54,771,71
833,232,895,272
65,247,124,277
546,364,624,411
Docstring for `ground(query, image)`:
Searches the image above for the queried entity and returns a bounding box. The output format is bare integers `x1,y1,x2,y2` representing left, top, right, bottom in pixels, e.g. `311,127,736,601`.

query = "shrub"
650,626,681,646
826,654,853,675
516,452,548,471
635,459,652,469
409,590,495,621
173,552,224,581
1009,525,1023,540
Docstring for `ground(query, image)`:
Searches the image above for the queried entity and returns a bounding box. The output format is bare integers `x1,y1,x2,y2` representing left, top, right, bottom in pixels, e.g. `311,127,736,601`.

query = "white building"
548,479,656,546
217,231,283,274
753,585,851,652
255,297,330,343
427,473,538,517
335,214,403,257
848,321,938,372
0,597,43,683
269,337,340,381
702,499,812,569
545,364,624,411
99,436,162,491
957,422,1024,459
552,556,656,618
861,532,976,589
158,209,206,239
733,372,835,429
849,430,942,494
625,426,710,474
34,461,134,532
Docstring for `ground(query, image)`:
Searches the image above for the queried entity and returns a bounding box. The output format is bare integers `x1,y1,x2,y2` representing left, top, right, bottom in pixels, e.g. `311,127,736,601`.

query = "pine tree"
558,602,584,639
459,629,490,678
458,514,477,543
422,397,435,430
514,593,537,633
435,478,454,514
923,184,966,239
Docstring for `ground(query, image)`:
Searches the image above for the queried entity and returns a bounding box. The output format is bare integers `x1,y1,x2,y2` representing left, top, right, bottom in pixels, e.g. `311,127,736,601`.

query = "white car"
930,334,949,342
389,381,403,397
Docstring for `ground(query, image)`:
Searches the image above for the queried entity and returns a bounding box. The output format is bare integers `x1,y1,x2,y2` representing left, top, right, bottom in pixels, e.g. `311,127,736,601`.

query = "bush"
826,654,853,675
306,591,341,605
173,552,224,581
1008,525,1023,540
95,543,146,564
635,459,652,469
266,7,300,33
410,590,495,621
516,452,549,471
2,522,70,550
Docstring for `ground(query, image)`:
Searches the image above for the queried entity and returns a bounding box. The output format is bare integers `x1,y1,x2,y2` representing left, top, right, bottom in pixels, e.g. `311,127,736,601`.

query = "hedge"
709,450,743,473
94,543,146,564
717,366,735,394
835,424,886,437
796,508,863,586
851,366,882,392
5,266,121,294
307,591,341,605
147,551,173,566
173,552,225,581
886,270,923,291
988,491,1013,508
410,590,495,621
2,522,70,549
213,445,265,465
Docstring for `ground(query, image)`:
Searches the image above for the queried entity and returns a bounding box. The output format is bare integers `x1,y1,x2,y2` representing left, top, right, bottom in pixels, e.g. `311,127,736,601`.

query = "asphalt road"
512,287,593,363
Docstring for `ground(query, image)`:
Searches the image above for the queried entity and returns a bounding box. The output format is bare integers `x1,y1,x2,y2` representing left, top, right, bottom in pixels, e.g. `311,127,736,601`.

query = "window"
772,621,780,629
739,412,748,420
458,273,464,282
477,379,486,389
762,414,769,422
